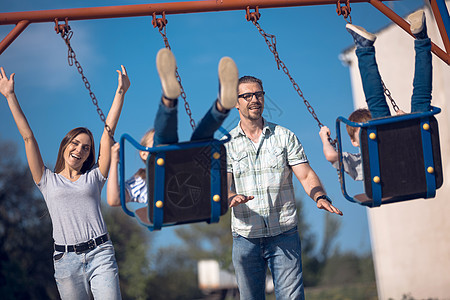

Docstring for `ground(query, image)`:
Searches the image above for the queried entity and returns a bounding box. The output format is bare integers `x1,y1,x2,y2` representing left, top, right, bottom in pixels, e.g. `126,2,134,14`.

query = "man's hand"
317,198,343,216
228,194,254,208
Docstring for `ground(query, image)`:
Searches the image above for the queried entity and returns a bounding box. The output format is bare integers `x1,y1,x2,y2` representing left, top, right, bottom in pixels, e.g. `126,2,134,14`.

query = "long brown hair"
54,127,96,174
134,128,155,180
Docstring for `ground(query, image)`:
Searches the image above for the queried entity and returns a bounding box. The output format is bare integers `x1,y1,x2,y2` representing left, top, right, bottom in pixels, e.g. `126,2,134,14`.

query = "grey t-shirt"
332,152,363,181
37,165,107,245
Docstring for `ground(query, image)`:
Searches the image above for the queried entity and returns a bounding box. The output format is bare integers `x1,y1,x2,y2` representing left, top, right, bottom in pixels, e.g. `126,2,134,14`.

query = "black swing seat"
336,106,443,207
119,133,229,231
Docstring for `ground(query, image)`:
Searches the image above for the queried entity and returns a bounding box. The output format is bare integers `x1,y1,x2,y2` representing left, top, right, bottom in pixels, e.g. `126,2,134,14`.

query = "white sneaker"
156,48,181,100
408,10,427,39
218,57,238,110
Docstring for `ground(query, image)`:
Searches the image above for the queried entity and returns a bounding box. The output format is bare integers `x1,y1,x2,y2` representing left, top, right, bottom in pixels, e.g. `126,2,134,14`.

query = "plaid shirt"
225,120,308,238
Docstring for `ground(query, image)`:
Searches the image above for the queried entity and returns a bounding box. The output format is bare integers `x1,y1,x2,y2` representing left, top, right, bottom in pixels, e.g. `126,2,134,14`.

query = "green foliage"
0,141,59,299
305,282,378,300
102,204,152,300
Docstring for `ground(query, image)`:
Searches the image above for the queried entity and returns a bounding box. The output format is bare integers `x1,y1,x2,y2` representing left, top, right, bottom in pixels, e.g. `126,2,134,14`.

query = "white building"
340,4,450,299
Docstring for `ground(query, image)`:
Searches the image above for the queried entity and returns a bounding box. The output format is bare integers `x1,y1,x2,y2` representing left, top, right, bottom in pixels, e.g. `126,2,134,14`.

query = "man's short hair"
238,76,263,91
346,108,372,139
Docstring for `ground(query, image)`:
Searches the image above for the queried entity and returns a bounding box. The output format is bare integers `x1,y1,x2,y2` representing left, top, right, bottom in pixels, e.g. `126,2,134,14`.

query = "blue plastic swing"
335,106,443,208
119,130,230,231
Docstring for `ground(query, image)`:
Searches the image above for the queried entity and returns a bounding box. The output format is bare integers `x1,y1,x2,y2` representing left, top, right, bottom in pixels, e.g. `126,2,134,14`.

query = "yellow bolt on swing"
373,176,381,183
423,123,430,130
157,158,165,166
427,166,434,174
213,194,221,202
369,132,377,140
155,200,164,208
213,152,221,159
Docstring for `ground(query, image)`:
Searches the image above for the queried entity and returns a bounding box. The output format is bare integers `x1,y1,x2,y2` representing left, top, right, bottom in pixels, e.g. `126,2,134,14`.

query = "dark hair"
238,76,263,91
346,108,372,139
54,127,96,174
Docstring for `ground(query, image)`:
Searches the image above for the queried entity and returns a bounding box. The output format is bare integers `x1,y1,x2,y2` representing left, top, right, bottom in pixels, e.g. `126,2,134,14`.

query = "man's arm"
292,163,343,216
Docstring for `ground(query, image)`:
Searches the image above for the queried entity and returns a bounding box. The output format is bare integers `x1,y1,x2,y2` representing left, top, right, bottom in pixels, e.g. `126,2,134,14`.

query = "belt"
54,234,109,254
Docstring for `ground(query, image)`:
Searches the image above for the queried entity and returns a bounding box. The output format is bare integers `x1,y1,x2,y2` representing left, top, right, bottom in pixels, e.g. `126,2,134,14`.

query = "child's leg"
153,99,178,146
409,10,432,113
356,47,391,118
190,101,229,141
411,39,432,113
153,48,181,146
190,57,238,141
346,24,391,119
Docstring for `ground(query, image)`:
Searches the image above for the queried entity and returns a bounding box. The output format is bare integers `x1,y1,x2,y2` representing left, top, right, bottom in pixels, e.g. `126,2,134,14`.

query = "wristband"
315,194,332,204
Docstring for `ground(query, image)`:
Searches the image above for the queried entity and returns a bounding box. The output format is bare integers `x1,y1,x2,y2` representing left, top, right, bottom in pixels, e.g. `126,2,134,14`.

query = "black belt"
54,234,109,254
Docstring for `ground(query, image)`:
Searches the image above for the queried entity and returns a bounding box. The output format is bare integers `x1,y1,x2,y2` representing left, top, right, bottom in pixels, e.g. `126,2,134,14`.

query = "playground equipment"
1,0,448,221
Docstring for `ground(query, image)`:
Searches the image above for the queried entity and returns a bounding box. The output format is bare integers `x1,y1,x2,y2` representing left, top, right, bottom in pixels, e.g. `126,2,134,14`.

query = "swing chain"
245,7,337,147
152,12,196,130
336,0,352,24
380,78,400,112
54,18,114,141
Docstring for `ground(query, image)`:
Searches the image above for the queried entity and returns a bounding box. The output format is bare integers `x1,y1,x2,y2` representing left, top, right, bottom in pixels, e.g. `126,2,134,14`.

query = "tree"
0,140,59,299
102,204,154,300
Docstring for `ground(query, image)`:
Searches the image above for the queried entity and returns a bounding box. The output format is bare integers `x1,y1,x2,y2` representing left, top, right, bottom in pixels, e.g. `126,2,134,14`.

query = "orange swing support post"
0,0,449,64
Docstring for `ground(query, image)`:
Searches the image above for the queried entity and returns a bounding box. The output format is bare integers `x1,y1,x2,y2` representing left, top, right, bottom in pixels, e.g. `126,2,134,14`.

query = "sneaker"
218,57,238,110
156,48,181,100
408,9,428,39
346,23,376,48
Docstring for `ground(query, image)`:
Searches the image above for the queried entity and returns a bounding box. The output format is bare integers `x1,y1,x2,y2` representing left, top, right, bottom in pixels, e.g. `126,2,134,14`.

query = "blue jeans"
232,227,305,300
153,99,229,146
356,38,432,119
53,241,121,300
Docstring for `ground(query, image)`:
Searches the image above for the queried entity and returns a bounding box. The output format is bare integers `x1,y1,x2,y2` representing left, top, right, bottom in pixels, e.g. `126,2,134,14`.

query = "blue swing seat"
119,132,230,231
335,106,443,207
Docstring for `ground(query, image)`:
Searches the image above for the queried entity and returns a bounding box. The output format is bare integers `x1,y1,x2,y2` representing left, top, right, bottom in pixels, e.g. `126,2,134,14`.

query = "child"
107,48,238,206
319,9,432,180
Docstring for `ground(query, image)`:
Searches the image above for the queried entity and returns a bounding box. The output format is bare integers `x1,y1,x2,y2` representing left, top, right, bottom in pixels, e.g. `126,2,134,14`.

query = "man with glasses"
225,75,343,299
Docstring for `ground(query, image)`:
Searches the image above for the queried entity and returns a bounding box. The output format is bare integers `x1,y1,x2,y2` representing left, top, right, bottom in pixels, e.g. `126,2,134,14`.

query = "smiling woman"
0,65,129,299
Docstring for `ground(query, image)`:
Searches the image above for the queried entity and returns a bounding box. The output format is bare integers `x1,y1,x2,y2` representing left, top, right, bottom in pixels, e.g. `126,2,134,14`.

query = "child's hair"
346,108,372,139
135,128,155,180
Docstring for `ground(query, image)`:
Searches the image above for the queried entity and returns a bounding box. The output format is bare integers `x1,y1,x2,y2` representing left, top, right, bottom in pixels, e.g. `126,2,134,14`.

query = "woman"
0,65,129,299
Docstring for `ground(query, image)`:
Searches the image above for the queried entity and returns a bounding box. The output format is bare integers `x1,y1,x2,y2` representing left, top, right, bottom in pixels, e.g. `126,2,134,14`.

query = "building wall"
341,4,450,299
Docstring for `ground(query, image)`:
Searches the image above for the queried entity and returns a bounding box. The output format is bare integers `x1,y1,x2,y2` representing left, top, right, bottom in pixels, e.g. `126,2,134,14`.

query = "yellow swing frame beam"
0,0,449,64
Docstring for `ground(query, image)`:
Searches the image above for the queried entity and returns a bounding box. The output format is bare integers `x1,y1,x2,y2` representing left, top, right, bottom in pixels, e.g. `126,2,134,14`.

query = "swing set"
1,0,449,229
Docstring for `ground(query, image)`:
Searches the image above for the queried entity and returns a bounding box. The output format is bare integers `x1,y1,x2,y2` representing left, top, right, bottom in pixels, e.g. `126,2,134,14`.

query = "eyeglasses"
238,91,265,101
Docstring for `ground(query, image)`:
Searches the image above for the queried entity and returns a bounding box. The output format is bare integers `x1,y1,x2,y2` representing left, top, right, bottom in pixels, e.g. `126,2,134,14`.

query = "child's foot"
217,57,238,111
156,48,181,100
346,24,376,48
408,9,428,39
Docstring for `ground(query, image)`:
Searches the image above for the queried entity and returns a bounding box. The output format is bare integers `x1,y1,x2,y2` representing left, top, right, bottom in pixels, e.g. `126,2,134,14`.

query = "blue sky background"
0,0,425,254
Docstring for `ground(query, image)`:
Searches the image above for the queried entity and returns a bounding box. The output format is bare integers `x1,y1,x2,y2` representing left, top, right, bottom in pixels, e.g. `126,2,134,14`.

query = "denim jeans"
153,99,229,146
232,227,305,300
356,38,432,119
53,241,121,300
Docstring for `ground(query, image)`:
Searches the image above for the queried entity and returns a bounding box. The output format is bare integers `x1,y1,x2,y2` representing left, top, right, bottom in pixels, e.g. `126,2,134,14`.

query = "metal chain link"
381,78,400,112
245,8,337,147
336,0,352,24
54,18,114,141
152,13,196,130
335,2,400,112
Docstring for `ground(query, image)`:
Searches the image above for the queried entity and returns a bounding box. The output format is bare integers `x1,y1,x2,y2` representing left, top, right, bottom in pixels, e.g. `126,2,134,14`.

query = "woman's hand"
0,67,15,98
117,65,130,95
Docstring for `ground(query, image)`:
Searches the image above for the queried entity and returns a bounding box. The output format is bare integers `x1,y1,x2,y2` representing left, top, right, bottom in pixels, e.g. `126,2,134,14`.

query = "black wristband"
315,195,332,204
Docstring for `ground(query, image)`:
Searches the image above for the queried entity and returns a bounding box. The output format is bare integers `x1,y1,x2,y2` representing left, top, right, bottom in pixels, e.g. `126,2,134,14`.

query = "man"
225,75,343,299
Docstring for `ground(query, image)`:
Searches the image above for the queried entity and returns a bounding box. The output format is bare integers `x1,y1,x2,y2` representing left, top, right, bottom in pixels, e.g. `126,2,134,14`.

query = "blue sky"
0,0,424,254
